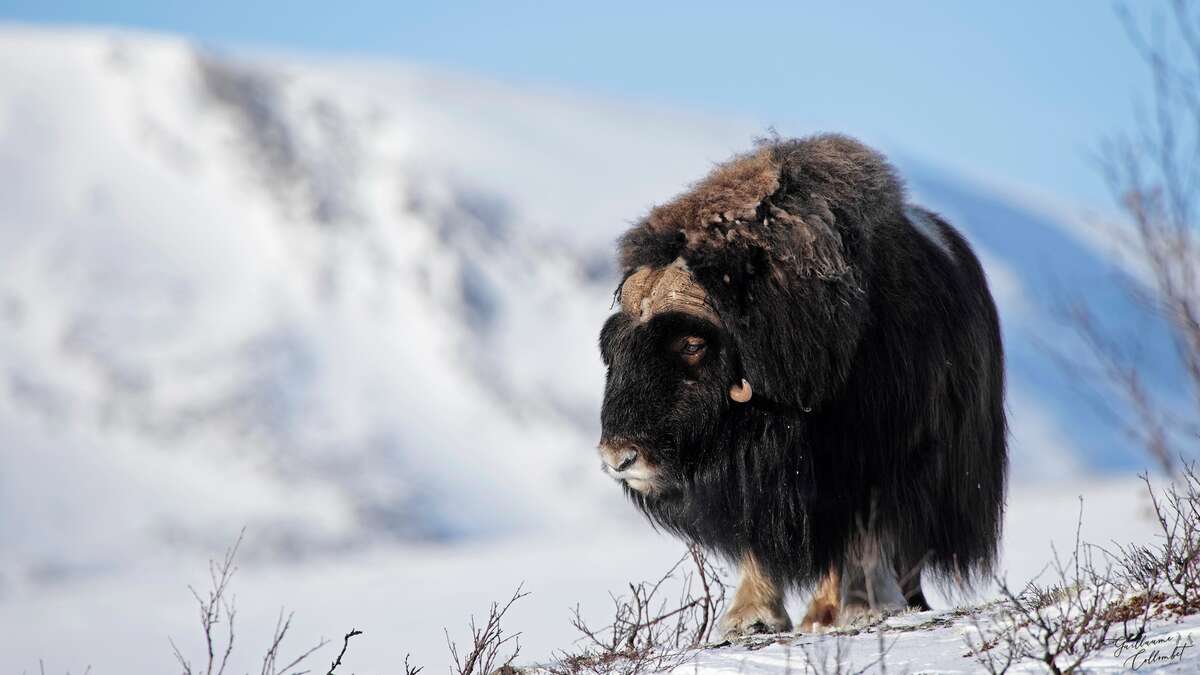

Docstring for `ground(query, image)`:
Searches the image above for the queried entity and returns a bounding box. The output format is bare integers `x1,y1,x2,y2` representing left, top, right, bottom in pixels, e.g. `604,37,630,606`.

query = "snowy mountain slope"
0,23,1178,573
0,27,644,568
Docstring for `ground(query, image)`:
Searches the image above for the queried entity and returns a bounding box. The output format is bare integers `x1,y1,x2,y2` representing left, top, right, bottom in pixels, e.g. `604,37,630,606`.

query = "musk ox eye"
670,336,707,366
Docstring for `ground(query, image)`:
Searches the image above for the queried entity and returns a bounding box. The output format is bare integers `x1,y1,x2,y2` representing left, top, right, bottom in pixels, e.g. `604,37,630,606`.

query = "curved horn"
729,378,753,403
619,258,718,324
619,266,656,317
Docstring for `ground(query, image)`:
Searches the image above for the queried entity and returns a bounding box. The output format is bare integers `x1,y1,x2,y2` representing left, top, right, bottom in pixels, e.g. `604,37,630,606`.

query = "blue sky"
1,1,1154,211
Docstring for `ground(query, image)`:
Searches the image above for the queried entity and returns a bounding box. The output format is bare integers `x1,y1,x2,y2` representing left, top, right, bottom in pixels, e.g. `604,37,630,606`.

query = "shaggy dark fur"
598,134,1007,593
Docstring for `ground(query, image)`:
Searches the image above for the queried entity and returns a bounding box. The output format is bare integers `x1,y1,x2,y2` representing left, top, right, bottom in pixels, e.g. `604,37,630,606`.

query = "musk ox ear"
729,379,752,403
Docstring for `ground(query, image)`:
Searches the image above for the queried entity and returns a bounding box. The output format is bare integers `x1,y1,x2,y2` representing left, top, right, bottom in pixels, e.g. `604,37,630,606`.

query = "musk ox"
596,134,1007,636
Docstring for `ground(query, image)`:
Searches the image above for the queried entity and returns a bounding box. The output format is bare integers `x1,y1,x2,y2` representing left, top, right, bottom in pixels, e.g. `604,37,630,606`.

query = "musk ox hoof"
719,603,793,638
799,601,839,632
836,602,901,628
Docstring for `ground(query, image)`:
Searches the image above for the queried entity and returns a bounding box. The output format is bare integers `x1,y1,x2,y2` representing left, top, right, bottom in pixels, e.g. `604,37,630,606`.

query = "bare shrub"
963,466,1200,673
1059,1,1200,474
964,501,1158,675
403,654,424,675
964,612,1020,675
324,629,362,675
445,585,528,675
1114,463,1200,614
547,544,727,674
253,608,329,675
169,530,377,675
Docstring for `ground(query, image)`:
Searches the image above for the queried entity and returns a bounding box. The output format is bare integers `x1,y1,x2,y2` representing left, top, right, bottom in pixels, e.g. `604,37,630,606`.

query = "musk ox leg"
897,556,932,612
799,567,840,632
836,534,906,626
905,584,932,612
719,552,793,638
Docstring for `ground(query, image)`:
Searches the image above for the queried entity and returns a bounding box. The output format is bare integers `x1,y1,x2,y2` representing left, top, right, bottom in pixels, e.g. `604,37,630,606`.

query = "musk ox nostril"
616,449,638,472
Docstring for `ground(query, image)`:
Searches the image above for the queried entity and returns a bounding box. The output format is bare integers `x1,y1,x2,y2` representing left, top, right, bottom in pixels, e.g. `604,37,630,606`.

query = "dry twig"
325,629,362,675
446,585,528,675
169,530,331,675
547,544,727,674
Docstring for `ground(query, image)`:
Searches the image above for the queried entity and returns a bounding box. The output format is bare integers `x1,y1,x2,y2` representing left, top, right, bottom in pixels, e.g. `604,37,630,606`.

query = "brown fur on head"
643,147,781,236
620,134,905,285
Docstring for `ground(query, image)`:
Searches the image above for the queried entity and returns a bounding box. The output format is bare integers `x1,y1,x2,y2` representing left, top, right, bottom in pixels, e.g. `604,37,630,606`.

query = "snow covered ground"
2,476,1181,673
680,604,1200,674
0,25,1188,673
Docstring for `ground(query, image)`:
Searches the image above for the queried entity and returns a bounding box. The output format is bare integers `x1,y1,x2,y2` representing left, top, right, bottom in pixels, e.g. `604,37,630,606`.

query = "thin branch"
324,630,362,675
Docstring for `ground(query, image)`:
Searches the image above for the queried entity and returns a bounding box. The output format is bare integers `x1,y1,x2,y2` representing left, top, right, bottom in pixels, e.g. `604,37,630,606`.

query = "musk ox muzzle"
597,440,657,494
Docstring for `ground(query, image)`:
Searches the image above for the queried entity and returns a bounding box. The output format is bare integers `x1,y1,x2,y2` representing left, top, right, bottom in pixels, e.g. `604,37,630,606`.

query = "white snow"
1,474,1180,673
677,611,1200,674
